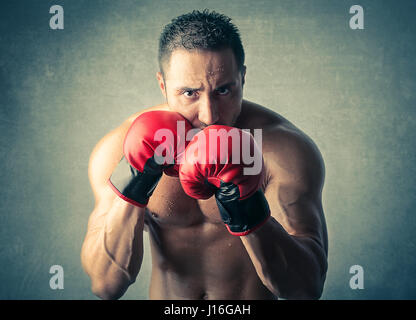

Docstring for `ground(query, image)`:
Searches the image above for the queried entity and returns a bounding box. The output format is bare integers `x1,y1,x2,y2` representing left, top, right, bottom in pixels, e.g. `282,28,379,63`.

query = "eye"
183,90,197,98
216,87,230,96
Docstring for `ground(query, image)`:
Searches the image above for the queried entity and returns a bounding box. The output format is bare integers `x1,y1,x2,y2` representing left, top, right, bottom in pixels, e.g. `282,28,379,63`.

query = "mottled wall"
1,0,415,299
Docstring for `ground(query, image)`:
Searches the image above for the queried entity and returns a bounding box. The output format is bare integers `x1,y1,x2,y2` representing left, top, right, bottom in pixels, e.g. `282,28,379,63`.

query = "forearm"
240,217,327,299
81,197,145,299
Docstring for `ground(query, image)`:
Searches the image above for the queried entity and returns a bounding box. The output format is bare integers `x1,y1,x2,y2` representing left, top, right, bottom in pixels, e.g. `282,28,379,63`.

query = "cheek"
217,102,241,126
165,93,182,111
166,95,199,125
223,93,242,112
232,87,244,101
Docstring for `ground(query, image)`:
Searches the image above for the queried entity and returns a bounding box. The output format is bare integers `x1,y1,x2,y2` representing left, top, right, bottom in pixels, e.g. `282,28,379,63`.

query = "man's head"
156,10,246,128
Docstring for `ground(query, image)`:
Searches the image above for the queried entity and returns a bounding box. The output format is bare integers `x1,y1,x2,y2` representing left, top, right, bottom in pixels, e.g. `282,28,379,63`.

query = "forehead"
163,48,239,82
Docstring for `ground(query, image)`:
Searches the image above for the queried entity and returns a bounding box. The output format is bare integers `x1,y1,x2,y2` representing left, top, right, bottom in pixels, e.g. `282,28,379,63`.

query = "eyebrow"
174,81,237,92
216,81,237,89
175,85,203,92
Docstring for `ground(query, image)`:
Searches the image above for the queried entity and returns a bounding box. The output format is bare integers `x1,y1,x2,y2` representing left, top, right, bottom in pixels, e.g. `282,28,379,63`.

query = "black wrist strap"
109,156,163,207
215,181,271,236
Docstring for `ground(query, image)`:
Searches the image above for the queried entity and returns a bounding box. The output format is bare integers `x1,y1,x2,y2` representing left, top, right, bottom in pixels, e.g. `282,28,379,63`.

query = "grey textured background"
1,0,415,299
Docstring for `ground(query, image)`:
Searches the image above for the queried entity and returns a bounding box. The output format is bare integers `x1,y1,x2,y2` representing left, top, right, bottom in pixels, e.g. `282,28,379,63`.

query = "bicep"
86,115,152,233
88,109,156,203
88,117,137,204
266,185,327,254
263,131,327,252
265,179,323,231
88,134,123,202
85,120,134,231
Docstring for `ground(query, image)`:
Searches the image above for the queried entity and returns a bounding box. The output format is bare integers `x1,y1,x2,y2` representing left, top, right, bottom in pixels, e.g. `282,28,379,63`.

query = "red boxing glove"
179,125,270,236
109,110,192,207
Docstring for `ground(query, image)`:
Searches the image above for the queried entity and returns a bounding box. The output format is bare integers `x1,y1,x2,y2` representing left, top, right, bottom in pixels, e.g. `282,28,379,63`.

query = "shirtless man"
81,10,328,300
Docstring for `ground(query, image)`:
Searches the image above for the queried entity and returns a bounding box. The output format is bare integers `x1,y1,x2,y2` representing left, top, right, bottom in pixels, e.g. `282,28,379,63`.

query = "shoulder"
238,100,325,196
236,100,288,129
265,124,324,178
88,104,168,201
263,123,325,201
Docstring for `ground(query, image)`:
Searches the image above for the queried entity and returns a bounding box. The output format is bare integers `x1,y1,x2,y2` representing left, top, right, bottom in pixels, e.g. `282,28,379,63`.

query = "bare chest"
146,174,222,227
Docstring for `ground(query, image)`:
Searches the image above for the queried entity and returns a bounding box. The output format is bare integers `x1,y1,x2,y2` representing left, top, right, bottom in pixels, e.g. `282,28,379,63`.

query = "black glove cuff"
215,182,271,236
109,156,163,207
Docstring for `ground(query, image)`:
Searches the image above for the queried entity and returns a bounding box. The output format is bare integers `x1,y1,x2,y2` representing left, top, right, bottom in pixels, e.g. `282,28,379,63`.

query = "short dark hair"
158,9,245,76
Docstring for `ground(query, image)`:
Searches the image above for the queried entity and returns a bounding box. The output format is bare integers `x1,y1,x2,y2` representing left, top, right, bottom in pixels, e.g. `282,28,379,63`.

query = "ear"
156,71,167,98
241,65,246,87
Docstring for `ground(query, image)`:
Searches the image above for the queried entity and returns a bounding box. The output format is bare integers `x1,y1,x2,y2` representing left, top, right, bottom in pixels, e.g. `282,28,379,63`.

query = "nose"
198,94,219,127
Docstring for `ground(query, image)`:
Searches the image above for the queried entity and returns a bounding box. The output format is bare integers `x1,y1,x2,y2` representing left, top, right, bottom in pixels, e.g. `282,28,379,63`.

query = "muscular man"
81,10,328,300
